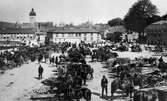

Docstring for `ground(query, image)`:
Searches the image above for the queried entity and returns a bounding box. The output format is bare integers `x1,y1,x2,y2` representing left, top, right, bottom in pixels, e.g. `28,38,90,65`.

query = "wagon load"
131,45,142,52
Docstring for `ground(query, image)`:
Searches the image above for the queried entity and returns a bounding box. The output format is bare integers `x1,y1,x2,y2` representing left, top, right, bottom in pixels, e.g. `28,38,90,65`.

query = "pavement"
0,60,55,101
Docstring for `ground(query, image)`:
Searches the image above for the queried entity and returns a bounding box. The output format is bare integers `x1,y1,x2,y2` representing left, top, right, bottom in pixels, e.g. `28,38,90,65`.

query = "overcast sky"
0,0,166,25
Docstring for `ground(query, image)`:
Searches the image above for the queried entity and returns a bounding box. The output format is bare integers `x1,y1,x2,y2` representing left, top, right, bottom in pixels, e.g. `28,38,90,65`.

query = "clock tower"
29,8,36,27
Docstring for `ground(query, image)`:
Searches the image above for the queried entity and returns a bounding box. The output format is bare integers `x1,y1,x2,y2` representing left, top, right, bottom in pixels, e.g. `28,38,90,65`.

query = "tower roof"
29,8,36,16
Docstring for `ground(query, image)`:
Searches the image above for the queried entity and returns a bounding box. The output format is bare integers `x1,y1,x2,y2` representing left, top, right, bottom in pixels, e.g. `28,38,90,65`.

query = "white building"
47,28,101,44
104,25,126,38
122,32,139,42
0,28,36,47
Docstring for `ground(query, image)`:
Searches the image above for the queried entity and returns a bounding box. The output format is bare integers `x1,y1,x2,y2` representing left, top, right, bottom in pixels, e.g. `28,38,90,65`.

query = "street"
0,61,55,101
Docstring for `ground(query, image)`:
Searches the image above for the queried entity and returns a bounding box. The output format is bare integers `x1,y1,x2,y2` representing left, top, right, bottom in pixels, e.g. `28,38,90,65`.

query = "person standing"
90,68,94,79
101,75,108,97
38,65,44,79
55,56,58,66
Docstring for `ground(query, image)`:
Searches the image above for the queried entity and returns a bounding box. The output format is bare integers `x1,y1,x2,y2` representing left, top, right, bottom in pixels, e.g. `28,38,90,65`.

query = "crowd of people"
2,41,167,100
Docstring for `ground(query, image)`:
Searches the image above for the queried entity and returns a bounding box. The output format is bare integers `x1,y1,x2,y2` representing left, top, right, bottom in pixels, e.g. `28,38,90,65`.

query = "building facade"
104,25,126,38
47,28,101,44
121,32,139,42
145,20,167,47
0,28,36,47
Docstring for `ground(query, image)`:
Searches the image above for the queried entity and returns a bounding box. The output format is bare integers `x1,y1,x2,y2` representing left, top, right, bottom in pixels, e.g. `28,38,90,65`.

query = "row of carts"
31,61,92,101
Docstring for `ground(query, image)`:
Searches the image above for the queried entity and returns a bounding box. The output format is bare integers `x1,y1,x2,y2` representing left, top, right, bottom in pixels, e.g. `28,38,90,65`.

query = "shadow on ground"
92,91,132,101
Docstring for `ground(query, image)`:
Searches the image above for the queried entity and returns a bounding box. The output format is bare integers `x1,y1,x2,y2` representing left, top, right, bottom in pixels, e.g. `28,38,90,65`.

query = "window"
91,33,93,36
84,37,86,41
79,33,81,37
91,37,93,40
56,34,58,37
72,34,74,37
68,34,70,37
62,34,64,37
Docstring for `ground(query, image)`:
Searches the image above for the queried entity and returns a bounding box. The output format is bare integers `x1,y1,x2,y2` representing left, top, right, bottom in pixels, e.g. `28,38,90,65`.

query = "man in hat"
101,75,108,97
38,64,44,79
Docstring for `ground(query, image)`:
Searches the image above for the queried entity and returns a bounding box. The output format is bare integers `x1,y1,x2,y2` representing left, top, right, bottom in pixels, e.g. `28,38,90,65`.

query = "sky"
0,0,166,25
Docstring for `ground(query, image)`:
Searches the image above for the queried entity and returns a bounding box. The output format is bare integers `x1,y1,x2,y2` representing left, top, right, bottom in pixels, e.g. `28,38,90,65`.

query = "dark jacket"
101,78,108,87
38,66,44,74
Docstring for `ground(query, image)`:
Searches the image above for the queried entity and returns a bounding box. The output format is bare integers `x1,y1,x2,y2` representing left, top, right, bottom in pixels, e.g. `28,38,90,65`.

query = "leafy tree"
124,0,158,43
106,32,122,42
108,18,124,27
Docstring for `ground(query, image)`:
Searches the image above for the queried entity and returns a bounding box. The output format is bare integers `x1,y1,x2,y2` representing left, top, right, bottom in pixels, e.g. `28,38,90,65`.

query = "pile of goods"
30,45,93,101
131,45,142,52
32,86,50,95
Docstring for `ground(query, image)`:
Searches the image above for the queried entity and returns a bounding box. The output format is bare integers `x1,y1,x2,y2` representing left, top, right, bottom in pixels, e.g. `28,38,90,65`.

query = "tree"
124,0,158,43
106,32,122,42
108,18,124,27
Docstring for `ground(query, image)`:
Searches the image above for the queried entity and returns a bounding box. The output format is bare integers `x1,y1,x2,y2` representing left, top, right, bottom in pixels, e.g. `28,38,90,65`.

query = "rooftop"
146,22,167,31
153,20,167,25
145,19,167,31
0,28,36,34
48,28,99,33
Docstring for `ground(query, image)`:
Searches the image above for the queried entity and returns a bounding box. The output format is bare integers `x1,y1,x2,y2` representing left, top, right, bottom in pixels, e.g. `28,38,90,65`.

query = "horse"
111,78,134,98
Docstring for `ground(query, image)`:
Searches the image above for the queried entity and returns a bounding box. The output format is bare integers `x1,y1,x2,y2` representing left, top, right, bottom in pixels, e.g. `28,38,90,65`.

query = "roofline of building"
0,28,36,34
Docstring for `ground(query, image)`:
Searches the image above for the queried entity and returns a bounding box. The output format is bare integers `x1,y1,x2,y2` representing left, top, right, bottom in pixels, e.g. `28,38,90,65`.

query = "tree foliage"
108,18,124,27
106,32,122,42
124,0,158,34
